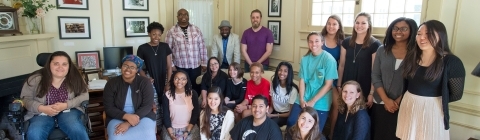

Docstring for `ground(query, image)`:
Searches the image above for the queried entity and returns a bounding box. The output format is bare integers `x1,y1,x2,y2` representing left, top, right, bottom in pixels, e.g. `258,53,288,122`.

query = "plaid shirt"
165,24,207,69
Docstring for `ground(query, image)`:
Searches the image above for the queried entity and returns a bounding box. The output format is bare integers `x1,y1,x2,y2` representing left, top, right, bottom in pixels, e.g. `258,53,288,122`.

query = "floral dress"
209,112,226,140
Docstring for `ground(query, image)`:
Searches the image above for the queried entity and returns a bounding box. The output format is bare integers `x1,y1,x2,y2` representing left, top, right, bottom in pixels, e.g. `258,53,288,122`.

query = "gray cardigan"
371,46,404,103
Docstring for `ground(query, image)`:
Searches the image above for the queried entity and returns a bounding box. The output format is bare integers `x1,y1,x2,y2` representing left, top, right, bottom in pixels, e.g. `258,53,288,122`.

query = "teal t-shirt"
296,51,338,111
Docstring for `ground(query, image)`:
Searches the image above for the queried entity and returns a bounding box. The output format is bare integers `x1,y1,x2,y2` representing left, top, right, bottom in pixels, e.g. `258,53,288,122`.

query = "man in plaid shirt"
165,8,208,94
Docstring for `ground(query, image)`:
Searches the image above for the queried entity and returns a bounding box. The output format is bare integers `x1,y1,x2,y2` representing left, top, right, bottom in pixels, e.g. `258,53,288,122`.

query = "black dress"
137,42,172,102
341,37,381,99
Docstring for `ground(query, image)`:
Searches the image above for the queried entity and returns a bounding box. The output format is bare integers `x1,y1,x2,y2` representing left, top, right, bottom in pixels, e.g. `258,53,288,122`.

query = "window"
362,0,422,27
311,0,356,27
310,0,423,28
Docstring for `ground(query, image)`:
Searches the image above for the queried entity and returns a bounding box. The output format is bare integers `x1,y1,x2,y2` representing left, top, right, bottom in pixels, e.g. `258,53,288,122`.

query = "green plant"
14,0,56,18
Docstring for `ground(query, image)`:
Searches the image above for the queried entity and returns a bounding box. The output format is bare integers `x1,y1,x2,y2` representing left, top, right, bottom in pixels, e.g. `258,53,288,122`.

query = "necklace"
353,45,362,63
150,43,159,56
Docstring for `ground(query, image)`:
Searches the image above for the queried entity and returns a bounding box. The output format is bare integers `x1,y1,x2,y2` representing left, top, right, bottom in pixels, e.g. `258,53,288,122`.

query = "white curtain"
177,0,214,46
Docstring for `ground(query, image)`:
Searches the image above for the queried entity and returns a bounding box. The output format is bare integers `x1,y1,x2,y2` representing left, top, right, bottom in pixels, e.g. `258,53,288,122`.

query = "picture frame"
56,0,89,10
123,0,149,11
268,0,281,17
124,17,149,37
75,51,101,69
58,16,91,39
268,20,281,45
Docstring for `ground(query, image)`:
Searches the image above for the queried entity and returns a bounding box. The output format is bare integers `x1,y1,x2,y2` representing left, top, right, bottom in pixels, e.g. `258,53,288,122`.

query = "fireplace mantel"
0,33,55,79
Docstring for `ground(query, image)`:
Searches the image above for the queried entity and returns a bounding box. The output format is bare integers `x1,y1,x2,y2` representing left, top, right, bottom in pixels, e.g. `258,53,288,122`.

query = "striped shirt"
165,24,207,68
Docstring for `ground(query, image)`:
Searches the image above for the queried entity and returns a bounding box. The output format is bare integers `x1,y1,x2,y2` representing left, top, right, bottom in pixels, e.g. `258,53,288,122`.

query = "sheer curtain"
177,0,214,46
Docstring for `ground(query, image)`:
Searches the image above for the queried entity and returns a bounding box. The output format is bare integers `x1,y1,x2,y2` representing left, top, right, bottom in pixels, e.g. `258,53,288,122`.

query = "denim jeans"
244,61,269,72
286,103,329,132
27,108,88,140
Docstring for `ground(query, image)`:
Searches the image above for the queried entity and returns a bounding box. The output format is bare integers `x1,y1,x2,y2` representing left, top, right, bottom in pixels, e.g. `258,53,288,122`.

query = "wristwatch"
184,130,191,135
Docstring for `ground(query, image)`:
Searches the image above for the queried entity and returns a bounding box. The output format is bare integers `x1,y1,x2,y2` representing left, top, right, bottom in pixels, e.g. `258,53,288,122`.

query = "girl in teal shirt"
286,32,338,132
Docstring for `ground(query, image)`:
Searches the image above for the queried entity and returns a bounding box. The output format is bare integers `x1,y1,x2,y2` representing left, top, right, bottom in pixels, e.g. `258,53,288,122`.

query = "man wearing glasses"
165,8,208,94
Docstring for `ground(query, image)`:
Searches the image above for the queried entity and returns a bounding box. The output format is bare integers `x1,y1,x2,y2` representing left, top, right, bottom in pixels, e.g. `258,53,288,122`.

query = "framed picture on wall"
124,17,149,37
75,51,100,69
268,0,281,17
268,20,281,45
123,0,149,11
58,16,91,39
56,0,89,10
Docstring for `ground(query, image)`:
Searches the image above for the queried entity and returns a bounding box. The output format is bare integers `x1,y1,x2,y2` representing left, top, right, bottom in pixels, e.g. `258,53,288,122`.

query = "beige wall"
38,0,175,62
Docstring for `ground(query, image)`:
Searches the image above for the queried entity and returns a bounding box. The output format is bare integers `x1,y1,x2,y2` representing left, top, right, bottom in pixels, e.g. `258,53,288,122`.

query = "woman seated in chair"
268,62,298,127
103,55,156,140
200,86,235,140
224,62,246,110
162,70,201,140
21,51,89,140
200,57,229,108
234,62,271,118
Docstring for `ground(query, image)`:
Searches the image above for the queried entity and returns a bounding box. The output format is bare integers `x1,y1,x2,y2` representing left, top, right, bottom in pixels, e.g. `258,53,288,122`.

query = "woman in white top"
200,86,235,140
268,62,299,127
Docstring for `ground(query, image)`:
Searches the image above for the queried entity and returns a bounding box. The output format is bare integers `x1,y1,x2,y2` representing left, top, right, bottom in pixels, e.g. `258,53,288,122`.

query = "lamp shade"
472,62,480,77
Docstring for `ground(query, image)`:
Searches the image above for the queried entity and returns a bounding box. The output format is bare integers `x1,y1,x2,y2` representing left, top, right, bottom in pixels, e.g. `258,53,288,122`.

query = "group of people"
19,8,466,140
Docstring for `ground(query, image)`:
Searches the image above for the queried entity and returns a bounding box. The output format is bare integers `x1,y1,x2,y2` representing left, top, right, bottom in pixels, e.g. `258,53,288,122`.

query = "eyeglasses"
210,63,219,67
122,64,137,70
393,27,409,32
174,77,187,81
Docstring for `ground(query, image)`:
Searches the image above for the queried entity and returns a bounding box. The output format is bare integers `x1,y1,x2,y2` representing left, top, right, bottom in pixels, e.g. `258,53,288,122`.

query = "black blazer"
103,75,155,126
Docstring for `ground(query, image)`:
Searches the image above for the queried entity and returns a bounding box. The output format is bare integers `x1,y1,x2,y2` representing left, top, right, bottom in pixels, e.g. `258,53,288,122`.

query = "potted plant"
11,0,55,34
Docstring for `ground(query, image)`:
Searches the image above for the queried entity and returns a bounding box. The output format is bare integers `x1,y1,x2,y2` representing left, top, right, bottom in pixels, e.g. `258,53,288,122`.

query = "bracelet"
277,113,280,118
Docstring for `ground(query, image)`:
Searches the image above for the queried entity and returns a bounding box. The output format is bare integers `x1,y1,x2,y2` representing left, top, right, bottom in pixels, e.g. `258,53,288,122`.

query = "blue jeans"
286,103,329,132
244,61,269,72
27,108,88,140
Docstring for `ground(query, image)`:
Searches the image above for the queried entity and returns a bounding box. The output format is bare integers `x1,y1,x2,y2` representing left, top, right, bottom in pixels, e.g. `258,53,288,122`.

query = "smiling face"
209,59,220,73
207,92,221,111
342,84,361,107
250,12,261,29
148,29,162,44
228,66,238,78
354,16,369,34
177,9,189,25
121,61,138,80
416,25,438,52
326,18,340,35
297,112,316,133
308,34,323,54
50,56,69,78
251,98,268,119
173,72,188,90
277,65,288,82
220,27,230,38
250,66,263,83
392,21,410,42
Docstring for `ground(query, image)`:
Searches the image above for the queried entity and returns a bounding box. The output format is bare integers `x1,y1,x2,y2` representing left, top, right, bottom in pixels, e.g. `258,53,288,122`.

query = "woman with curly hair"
333,80,370,140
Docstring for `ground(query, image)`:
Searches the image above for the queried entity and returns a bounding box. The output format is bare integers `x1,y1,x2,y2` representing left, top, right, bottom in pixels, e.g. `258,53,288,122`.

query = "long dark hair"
271,62,298,95
200,86,229,139
383,17,418,54
305,32,324,56
321,15,345,46
204,57,221,85
349,12,374,49
402,20,451,81
26,51,87,98
288,106,322,140
168,70,193,100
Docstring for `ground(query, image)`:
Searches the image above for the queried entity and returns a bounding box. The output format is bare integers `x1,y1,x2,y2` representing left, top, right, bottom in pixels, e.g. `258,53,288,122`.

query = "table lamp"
472,62,480,77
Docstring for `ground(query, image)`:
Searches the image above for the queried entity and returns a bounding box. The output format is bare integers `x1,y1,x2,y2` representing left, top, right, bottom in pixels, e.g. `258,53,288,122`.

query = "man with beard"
229,95,283,140
241,9,274,72
211,20,241,69
166,8,208,94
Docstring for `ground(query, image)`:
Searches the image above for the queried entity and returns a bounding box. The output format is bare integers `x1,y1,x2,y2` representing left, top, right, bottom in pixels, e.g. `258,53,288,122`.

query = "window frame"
304,0,428,36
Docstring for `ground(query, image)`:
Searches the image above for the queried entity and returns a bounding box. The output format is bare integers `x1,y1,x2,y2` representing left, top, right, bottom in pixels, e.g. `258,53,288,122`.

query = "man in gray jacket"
211,20,241,69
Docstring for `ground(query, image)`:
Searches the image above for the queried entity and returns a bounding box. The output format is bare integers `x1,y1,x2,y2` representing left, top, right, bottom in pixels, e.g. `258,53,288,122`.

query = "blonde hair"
337,80,366,114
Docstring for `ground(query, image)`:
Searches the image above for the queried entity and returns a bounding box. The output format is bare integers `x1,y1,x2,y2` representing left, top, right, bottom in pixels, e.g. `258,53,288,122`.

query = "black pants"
176,66,202,95
371,103,400,140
